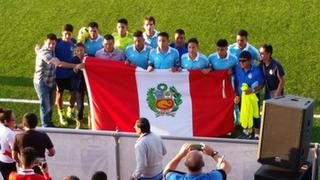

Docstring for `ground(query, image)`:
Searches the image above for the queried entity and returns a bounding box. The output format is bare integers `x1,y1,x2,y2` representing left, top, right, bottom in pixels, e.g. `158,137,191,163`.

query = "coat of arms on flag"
147,83,182,117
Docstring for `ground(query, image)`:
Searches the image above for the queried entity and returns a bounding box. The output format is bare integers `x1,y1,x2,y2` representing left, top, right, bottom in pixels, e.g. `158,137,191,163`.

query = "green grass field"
0,0,319,141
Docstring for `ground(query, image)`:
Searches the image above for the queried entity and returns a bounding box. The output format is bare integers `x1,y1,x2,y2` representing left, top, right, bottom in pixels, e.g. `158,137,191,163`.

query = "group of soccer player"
34,16,285,139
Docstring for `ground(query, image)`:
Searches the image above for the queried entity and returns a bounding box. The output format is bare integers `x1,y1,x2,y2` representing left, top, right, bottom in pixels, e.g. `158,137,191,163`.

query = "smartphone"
216,155,225,168
190,144,203,151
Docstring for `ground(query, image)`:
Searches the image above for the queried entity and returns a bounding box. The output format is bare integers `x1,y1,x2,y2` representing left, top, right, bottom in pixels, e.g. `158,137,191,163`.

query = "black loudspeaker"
254,164,312,180
257,95,314,171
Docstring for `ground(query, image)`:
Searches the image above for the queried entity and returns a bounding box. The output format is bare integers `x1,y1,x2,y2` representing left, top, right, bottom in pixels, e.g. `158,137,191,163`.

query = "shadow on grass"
0,75,33,87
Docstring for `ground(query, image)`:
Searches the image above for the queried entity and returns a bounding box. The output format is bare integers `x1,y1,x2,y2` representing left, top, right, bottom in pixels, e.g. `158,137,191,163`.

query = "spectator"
131,118,166,180
147,32,180,72
125,30,152,69
0,108,17,180
234,51,264,139
259,44,285,99
164,143,231,180
91,171,107,180
64,175,80,180
72,43,89,129
143,16,160,48
9,147,52,180
84,22,104,56
95,34,124,61
112,18,133,51
228,29,259,64
13,113,55,174
170,29,188,58
180,38,209,70
55,24,77,126
33,33,82,127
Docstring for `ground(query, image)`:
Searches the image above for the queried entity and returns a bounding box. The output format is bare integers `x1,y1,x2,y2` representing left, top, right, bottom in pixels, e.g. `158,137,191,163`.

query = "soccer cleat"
58,109,68,126
67,106,76,119
75,120,83,129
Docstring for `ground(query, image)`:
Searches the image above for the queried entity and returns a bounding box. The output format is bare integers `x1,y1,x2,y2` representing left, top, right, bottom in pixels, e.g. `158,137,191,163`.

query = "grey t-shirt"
133,132,167,178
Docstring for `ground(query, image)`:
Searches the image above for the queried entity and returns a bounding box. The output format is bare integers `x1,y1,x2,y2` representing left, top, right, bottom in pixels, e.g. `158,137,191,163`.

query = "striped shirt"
33,46,56,87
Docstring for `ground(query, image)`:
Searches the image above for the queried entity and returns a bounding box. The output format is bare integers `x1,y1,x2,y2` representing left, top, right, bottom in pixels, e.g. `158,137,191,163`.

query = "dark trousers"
75,79,88,121
0,161,16,180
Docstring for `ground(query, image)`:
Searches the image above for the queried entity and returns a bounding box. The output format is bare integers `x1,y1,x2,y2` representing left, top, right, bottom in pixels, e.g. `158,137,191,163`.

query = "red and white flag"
84,57,234,137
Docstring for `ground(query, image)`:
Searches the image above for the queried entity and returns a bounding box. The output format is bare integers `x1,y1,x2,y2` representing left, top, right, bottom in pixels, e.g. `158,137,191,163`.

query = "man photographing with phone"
9,147,52,180
164,143,231,180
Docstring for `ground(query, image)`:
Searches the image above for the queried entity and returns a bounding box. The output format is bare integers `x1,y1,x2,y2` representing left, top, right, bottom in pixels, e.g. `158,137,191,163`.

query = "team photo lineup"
1,14,291,180
33,16,284,134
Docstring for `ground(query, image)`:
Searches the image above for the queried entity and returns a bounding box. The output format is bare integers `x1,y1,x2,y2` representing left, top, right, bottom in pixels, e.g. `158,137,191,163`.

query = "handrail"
1,98,319,119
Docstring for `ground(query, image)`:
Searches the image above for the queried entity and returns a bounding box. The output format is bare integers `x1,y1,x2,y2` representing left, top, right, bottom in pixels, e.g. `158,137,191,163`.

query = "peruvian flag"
84,57,234,137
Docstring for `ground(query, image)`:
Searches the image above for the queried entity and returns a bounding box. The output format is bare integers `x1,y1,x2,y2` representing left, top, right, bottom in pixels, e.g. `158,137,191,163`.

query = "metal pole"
113,130,121,180
309,143,319,180
311,143,319,180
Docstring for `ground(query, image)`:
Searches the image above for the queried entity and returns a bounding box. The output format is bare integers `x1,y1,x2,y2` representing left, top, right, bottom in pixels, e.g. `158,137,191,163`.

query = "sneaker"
75,120,81,129
67,107,76,119
58,109,68,126
237,133,251,139
253,135,260,140
43,123,56,128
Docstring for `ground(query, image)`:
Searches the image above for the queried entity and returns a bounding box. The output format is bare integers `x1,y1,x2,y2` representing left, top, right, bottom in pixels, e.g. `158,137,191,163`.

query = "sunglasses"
239,60,248,63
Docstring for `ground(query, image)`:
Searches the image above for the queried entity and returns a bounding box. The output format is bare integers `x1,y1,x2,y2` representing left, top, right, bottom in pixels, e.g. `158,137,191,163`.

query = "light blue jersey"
228,42,259,63
208,53,238,70
181,52,208,69
148,47,179,69
143,30,159,48
166,170,224,180
125,45,151,69
84,35,103,56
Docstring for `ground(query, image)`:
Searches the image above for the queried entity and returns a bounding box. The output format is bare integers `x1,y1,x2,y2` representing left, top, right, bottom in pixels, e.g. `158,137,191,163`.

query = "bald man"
164,143,231,180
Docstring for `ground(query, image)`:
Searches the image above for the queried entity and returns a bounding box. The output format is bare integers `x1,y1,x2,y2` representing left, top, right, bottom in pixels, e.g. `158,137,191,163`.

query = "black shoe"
253,136,259,140
237,133,251,139
43,123,56,128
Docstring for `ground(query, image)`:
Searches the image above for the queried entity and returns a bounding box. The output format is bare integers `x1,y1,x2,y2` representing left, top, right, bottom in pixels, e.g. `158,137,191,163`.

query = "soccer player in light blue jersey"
147,32,180,72
84,22,103,56
143,16,160,48
228,29,259,64
180,38,208,70
208,39,239,126
125,30,151,69
208,39,238,71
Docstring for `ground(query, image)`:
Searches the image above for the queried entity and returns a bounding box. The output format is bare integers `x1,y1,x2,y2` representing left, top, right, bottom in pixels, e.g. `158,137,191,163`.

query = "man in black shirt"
12,113,55,173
